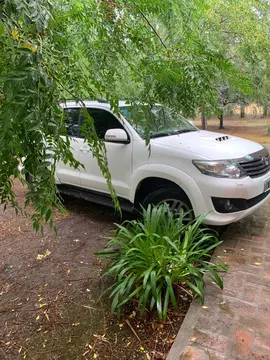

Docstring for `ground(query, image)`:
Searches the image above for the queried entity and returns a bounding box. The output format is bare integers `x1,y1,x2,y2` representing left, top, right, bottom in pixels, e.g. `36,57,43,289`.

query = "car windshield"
119,105,198,138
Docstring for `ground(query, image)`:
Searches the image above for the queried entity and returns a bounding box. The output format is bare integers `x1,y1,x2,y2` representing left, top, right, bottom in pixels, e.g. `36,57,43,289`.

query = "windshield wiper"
172,129,197,135
150,132,171,139
150,129,197,139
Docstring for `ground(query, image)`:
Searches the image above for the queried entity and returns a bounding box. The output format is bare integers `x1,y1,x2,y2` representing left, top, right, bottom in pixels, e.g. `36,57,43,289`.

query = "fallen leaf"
73,239,80,242
140,346,145,351
44,312,50,322
127,342,131,346
36,315,40,321
82,305,94,310
93,354,98,359
18,347,22,353
36,249,51,260
72,322,80,327
118,323,124,328
254,262,261,266
39,303,47,308
202,306,208,309
67,269,71,274
223,250,227,253
83,349,90,356
129,311,136,318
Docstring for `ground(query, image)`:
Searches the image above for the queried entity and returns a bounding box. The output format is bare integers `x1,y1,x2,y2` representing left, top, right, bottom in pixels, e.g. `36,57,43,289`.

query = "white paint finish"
104,128,129,143
79,140,132,199
151,130,263,160
56,137,82,186
56,101,270,225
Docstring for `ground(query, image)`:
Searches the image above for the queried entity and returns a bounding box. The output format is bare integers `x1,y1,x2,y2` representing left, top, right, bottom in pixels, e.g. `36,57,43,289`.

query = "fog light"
224,200,233,211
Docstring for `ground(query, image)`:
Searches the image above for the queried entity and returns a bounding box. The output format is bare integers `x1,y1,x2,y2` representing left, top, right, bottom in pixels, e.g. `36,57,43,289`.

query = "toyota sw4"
54,100,270,225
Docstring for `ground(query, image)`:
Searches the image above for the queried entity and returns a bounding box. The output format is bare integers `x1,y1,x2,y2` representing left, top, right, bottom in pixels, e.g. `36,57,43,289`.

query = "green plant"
97,205,227,320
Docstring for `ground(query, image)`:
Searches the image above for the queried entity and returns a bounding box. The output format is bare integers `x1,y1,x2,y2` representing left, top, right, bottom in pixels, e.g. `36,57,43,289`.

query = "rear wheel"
141,187,194,222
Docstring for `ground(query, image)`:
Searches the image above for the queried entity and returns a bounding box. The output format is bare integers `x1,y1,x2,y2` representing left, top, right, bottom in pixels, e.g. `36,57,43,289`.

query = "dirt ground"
194,115,270,144
0,182,190,360
1,115,269,360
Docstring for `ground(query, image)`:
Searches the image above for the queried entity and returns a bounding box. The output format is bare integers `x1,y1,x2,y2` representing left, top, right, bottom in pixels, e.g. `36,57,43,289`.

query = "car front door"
56,107,83,186
78,107,132,199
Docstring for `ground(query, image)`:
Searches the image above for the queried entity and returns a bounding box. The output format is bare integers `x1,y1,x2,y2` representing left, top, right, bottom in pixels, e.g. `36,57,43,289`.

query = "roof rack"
96,98,108,103
60,98,108,103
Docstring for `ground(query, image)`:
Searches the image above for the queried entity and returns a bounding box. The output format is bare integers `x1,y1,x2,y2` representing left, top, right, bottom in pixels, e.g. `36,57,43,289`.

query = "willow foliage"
0,0,269,228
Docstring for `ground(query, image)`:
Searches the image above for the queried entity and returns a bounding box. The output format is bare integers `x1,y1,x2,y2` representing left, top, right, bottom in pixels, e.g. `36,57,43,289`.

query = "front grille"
239,149,270,178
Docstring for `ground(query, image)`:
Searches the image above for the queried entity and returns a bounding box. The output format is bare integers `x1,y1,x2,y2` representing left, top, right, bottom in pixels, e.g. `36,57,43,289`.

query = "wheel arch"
135,176,193,209
130,165,205,217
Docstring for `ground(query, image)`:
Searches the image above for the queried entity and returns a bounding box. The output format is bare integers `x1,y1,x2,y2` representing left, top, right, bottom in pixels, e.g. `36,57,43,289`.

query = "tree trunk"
240,104,245,118
218,109,224,129
201,112,207,130
263,104,268,118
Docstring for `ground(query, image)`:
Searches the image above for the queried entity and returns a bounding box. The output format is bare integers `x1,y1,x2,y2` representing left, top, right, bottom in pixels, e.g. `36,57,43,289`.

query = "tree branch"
138,9,167,49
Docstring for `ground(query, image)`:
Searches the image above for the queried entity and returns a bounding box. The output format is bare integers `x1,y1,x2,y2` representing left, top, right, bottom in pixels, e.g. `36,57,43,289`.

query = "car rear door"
56,108,83,186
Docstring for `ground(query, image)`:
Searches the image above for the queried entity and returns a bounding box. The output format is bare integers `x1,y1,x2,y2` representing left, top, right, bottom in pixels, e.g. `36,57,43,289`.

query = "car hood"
151,130,264,160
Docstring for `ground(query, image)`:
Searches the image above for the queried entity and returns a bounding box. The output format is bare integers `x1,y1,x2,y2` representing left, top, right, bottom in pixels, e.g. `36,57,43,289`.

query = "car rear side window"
63,108,80,137
81,108,124,140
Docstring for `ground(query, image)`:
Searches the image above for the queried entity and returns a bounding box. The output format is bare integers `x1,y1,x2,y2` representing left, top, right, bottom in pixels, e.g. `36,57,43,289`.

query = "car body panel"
55,101,270,226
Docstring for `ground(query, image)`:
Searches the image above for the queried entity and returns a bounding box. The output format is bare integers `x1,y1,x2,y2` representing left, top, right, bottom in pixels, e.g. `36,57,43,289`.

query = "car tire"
141,187,194,222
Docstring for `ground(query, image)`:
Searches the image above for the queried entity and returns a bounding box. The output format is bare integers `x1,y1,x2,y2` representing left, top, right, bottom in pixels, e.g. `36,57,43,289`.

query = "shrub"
97,205,227,320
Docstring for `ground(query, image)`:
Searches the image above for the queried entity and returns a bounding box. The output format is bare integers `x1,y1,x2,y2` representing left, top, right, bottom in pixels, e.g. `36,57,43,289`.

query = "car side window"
80,108,124,140
63,108,80,137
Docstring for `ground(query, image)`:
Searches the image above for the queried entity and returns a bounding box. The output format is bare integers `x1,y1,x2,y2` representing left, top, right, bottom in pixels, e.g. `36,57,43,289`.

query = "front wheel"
141,187,194,222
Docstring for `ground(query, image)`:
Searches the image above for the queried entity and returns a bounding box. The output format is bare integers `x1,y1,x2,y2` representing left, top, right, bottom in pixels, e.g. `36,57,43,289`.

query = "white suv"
55,100,270,226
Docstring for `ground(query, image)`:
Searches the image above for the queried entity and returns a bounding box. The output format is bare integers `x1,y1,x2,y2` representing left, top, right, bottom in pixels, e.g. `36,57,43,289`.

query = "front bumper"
186,170,270,226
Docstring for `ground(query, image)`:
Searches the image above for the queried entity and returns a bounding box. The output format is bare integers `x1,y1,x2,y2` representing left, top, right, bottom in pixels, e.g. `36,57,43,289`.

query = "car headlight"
192,160,247,179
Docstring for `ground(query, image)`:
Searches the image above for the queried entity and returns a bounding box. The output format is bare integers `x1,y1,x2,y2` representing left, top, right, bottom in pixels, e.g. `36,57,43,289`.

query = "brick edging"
166,296,203,359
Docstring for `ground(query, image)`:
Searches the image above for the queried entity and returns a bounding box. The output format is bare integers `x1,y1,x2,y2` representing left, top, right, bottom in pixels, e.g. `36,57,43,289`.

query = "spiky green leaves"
97,205,228,320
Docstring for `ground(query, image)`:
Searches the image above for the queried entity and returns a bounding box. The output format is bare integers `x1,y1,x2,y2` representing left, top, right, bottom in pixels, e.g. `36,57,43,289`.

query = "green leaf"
0,22,5,37
163,287,170,321
45,208,52,222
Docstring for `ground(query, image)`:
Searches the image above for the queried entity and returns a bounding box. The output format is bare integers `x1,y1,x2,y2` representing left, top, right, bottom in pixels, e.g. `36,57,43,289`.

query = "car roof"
59,100,129,108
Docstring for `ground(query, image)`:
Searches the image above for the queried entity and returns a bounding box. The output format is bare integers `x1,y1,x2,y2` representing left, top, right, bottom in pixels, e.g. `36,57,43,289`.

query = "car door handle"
80,147,90,153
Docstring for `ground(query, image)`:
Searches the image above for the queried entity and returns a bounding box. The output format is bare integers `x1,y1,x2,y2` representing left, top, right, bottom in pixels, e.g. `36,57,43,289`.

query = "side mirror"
104,129,129,144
